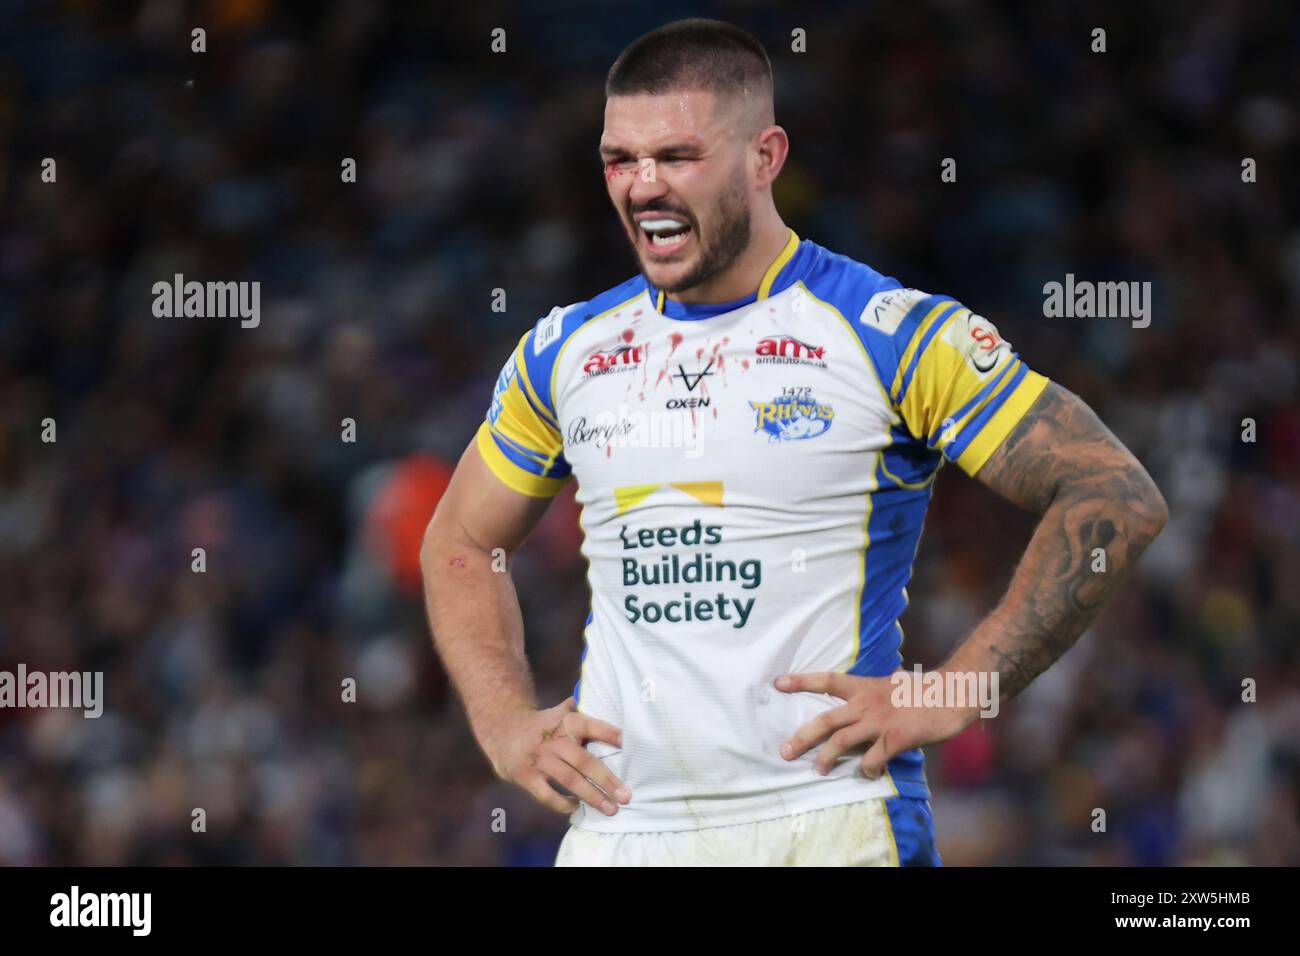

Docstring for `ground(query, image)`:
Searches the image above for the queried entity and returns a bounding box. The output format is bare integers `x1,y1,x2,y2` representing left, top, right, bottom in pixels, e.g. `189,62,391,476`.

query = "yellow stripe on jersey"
514,338,560,432
758,229,800,300
479,330,567,498
838,448,880,676
669,480,724,508
889,299,1050,478
929,356,1024,448
476,422,568,498
881,798,901,867
893,307,966,422
889,300,961,404
494,351,562,454
954,369,1049,476
614,481,725,514
891,302,1051,478
894,307,984,441
615,483,661,515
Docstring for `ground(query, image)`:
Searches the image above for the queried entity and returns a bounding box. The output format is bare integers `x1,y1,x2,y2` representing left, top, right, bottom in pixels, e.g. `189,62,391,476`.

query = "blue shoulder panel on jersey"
519,274,648,420
798,241,910,398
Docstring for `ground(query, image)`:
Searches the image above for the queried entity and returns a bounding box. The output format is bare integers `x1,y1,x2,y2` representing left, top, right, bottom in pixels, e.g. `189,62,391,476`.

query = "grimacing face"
600,90,754,296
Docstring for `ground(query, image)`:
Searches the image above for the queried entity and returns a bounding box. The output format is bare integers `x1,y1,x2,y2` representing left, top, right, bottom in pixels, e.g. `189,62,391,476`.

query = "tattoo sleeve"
942,382,1169,700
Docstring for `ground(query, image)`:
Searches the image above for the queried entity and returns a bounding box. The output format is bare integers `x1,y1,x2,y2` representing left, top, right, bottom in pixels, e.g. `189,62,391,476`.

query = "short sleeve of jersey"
476,321,571,498
858,289,1050,477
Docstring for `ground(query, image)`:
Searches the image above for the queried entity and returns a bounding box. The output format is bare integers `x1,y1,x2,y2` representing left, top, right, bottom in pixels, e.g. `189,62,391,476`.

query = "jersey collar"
648,228,809,321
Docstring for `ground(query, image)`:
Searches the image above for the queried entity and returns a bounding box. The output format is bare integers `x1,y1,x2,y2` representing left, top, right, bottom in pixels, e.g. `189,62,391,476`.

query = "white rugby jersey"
479,230,1049,832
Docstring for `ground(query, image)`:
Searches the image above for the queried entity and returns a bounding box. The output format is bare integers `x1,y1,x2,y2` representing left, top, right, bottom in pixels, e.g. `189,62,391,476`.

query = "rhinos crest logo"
749,392,835,442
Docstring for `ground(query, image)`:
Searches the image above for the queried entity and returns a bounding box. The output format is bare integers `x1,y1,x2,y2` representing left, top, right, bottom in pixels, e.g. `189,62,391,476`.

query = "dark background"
1,0,1297,865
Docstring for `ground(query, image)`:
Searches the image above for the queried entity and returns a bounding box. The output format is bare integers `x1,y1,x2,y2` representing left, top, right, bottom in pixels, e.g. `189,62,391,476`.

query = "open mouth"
637,216,693,253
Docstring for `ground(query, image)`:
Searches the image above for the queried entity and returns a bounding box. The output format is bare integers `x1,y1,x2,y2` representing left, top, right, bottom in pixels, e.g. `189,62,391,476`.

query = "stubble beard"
632,178,752,296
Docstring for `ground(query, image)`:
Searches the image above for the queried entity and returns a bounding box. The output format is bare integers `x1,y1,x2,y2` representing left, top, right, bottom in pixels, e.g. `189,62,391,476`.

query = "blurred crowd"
0,0,1297,865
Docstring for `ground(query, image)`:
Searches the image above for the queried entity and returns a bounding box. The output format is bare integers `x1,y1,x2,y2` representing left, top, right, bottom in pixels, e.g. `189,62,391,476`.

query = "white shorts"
554,796,940,867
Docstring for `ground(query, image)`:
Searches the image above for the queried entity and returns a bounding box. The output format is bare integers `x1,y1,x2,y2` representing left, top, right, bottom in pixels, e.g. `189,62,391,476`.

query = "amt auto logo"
583,344,645,376
749,390,834,442
754,336,827,367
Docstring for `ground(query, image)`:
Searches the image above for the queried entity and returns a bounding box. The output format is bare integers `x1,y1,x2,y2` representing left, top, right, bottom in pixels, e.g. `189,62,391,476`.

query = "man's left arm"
778,299,1168,776
939,380,1168,701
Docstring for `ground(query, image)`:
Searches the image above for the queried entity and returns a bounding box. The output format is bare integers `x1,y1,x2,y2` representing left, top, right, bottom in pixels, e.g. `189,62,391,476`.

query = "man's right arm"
420,438,630,817
420,439,552,762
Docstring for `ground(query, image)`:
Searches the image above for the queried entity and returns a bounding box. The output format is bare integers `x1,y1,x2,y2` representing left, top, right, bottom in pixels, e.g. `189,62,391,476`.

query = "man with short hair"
421,18,1167,866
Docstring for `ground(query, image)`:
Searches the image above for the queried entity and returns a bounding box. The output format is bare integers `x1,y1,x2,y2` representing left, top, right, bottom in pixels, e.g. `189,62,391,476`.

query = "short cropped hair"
605,18,773,112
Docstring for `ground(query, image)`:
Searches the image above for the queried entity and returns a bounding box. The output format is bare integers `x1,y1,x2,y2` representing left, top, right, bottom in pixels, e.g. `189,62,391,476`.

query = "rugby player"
421,18,1168,866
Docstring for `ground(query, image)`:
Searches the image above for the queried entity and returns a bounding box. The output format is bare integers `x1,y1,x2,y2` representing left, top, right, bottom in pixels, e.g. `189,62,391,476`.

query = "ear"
753,125,789,187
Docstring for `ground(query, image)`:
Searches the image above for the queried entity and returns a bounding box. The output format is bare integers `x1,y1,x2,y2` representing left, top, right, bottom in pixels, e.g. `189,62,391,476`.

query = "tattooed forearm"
943,383,1169,700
